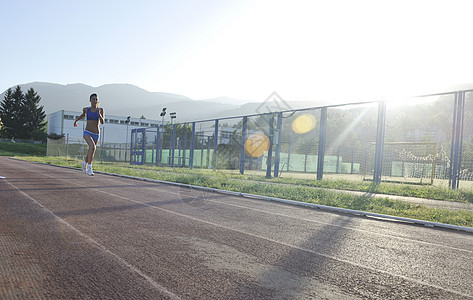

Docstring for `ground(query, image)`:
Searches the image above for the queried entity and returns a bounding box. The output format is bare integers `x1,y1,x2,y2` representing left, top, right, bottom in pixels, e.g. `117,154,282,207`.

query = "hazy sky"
2,0,473,103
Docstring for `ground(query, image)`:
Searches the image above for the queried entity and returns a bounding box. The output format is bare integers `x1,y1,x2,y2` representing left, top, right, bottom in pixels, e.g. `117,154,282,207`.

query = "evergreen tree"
0,86,47,140
22,88,46,139
10,86,25,138
0,88,17,139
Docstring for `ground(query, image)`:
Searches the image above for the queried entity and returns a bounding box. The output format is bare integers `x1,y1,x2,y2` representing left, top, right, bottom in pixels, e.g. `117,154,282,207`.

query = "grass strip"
62,160,473,204
0,142,46,156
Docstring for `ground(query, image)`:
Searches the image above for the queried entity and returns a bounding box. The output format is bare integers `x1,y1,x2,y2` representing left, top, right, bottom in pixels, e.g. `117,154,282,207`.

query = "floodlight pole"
169,112,176,167
158,108,166,166
160,108,166,125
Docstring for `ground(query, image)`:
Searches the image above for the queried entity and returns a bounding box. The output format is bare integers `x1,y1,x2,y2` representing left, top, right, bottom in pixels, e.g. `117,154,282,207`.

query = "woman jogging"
74,93,105,175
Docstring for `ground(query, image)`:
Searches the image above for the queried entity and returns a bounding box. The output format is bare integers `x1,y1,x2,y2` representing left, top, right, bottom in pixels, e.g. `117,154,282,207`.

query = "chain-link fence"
48,90,473,189
47,134,130,163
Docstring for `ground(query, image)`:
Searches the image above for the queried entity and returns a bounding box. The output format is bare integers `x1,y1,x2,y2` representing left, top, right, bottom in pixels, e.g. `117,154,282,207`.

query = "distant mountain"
0,82,243,121
0,82,334,123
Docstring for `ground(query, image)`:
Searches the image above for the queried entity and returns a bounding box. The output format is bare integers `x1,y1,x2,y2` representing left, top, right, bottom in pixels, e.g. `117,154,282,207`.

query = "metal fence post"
156,126,161,166
140,128,145,165
201,139,204,167
178,138,181,166
266,114,274,178
183,134,188,167
171,124,176,167
450,92,465,189
99,127,104,163
190,122,195,169
458,92,466,189
207,136,211,168
66,133,69,157
240,116,247,175
273,112,282,177
213,119,219,170
130,129,134,165
448,93,457,188
317,107,328,180
373,101,386,184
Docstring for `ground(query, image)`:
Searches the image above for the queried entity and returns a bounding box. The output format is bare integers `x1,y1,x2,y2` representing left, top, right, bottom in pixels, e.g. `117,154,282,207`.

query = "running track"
1,157,472,299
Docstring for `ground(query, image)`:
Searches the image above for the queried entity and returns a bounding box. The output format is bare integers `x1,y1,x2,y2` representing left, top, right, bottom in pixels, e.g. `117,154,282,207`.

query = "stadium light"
160,108,166,125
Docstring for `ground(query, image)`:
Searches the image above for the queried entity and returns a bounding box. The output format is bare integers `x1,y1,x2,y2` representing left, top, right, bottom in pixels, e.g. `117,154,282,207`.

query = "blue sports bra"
86,107,99,121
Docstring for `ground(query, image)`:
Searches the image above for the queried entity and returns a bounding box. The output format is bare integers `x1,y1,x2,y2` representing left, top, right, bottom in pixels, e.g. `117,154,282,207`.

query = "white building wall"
47,111,65,135
47,110,162,144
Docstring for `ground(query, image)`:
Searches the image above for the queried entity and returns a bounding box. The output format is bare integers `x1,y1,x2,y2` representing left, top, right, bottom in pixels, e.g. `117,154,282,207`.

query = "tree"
0,88,18,139
162,123,192,141
22,88,46,139
11,86,25,138
0,86,47,140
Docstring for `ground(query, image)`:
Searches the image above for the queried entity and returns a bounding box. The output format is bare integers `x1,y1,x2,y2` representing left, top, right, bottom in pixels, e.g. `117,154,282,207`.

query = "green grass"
86,161,473,204
255,175,473,204
14,156,473,228
0,142,46,156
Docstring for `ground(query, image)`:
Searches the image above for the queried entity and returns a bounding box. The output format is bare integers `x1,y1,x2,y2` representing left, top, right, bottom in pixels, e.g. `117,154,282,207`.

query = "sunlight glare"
245,133,270,157
292,114,316,134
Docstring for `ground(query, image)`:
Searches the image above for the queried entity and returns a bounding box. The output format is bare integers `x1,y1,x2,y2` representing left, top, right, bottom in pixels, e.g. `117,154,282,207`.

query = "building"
47,110,163,144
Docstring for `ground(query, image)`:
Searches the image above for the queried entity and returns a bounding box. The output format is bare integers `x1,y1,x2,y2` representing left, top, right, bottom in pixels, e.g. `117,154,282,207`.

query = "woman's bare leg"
83,135,96,164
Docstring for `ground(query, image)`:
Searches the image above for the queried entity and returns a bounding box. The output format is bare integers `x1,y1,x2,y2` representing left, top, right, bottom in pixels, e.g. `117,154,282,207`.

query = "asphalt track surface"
1,157,472,299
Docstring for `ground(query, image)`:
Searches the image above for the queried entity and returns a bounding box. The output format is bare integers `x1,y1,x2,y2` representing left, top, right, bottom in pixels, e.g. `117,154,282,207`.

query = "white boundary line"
11,158,473,234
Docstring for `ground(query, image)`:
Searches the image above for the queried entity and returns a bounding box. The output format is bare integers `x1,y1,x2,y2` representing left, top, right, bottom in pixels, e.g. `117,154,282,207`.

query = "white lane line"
20,166,472,299
2,177,180,300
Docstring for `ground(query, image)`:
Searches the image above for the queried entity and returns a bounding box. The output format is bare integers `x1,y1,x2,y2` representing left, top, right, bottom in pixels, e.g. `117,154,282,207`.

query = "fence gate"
130,128,146,165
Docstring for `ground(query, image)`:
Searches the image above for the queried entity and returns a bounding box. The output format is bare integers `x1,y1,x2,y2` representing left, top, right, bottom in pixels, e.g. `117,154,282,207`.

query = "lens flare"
244,133,270,157
292,114,316,134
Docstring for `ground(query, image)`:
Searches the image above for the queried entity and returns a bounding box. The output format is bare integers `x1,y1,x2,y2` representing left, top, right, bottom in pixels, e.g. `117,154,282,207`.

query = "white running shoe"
82,161,87,173
86,166,94,176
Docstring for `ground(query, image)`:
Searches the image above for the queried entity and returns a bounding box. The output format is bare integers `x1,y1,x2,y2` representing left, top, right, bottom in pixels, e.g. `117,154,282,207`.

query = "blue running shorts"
84,130,99,142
